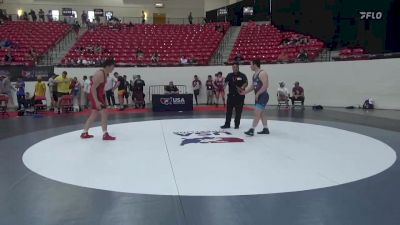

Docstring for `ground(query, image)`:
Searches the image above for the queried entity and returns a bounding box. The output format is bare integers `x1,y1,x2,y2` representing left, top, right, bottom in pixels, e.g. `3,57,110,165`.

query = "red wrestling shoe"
80,132,94,139
103,132,116,141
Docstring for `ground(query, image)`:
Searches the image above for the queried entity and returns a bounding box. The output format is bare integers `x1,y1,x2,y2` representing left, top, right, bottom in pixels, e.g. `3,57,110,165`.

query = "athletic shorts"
255,92,269,110
194,89,200,95
57,92,70,98
118,90,125,96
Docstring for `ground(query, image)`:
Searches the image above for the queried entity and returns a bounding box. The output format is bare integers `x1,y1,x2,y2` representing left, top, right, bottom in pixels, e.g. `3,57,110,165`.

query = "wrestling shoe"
103,132,116,141
244,128,254,136
80,132,94,139
257,128,270,134
220,124,231,129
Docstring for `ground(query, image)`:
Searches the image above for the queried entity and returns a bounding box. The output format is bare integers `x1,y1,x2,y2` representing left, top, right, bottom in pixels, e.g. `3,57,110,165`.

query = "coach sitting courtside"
289,81,305,106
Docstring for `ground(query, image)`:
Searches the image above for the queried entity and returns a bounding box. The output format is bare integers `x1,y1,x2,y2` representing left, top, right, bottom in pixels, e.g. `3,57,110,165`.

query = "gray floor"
0,107,400,225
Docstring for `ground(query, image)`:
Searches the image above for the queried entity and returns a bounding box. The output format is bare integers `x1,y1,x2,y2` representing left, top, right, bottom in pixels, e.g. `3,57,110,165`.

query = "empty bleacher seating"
62,22,230,66
229,24,324,64
0,21,71,65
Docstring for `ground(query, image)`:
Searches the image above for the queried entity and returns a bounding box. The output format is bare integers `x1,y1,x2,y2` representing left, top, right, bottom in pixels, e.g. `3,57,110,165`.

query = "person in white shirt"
104,72,117,108
82,75,91,108
180,56,188,65
277,82,289,106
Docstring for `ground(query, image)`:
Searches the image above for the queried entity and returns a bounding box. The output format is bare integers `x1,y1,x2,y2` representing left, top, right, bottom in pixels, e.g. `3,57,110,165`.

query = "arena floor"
1,106,399,225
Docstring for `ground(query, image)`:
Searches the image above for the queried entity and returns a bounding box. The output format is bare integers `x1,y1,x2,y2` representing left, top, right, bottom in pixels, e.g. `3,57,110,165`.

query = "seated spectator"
165,81,179,94
277,50,289,63
136,48,144,59
4,49,13,64
289,81,305,105
151,52,160,63
277,82,289,106
27,47,38,64
189,55,198,65
234,52,244,63
94,44,102,54
180,55,188,65
0,39,13,48
297,49,309,62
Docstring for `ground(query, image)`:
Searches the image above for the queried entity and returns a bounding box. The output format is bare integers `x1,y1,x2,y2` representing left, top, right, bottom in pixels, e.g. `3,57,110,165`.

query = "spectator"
82,75,91,109
70,77,81,111
116,74,127,110
131,75,145,108
94,44,102,54
54,71,71,114
136,48,144,59
297,49,309,62
188,12,193,24
47,73,57,110
180,55,188,65
277,50,289,63
290,81,305,106
192,75,201,105
95,15,100,24
46,10,53,22
38,9,45,22
234,52,244,63
123,75,130,106
205,75,215,105
22,12,29,21
73,21,81,37
151,52,160,64
189,55,198,65
105,72,117,108
34,76,46,98
277,82,289,106
4,49,13,64
15,77,26,110
28,9,37,22
141,11,146,24
1,75,15,107
81,11,87,26
27,47,38,64
165,81,179,94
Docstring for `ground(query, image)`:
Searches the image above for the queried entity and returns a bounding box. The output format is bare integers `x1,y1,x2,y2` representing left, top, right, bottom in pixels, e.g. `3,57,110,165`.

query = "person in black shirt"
117,75,127,110
38,9,45,22
165,81,179,94
205,75,214,105
131,75,146,108
192,75,201,105
221,62,248,129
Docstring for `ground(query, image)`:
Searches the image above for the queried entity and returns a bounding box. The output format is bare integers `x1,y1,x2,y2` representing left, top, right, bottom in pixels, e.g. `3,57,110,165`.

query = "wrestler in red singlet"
81,59,116,141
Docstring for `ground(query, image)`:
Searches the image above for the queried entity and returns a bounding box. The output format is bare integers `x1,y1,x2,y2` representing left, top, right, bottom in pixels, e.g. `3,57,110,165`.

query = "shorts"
52,91,58,101
57,92,69,99
194,89,200,95
255,92,269,110
118,90,126,96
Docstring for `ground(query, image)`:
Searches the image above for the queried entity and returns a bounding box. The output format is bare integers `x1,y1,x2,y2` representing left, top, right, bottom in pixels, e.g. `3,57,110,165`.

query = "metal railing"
148,85,187,103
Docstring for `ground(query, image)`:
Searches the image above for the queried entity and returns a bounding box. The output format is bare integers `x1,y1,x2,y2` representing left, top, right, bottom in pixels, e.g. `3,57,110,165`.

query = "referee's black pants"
224,94,245,128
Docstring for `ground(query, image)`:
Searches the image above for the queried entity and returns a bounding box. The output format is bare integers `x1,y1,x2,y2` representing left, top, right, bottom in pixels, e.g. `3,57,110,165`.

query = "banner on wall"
0,65,54,82
94,9,104,17
62,8,73,16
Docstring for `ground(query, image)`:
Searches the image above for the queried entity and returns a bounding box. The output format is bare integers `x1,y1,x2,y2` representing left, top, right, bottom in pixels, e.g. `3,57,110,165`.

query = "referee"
221,62,248,129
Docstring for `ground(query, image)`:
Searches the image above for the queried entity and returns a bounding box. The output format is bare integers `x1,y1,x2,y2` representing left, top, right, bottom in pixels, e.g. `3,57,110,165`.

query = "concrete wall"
8,58,400,109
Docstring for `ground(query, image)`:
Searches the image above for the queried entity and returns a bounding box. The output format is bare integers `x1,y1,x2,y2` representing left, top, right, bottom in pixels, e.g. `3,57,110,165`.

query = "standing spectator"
205,75,214,105
105,72,117,108
27,47,38,65
131,75,145,108
192,75,201,105
123,75,130,106
38,9,45,22
46,10,53,22
277,82,289,106
116,75,127,110
54,71,71,114
4,49,13,64
73,21,81,38
82,75,91,108
34,76,46,98
15,77,26,110
22,12,29,21
188,12,193,24
1,75,15,107
141,11,146,24
81,11,88,26
290,81,305,105
28,9,37,22
70,77,82,111
151,52,160,64
47,73,57,110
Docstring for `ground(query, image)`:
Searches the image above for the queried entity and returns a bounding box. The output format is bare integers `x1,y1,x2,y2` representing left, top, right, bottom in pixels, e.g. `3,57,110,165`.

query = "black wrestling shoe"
244,128,254,136
257,128,270,134
220,124,231,129
234,126,239,129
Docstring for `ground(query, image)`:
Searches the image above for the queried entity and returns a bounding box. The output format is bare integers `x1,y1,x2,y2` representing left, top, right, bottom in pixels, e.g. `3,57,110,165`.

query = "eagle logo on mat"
173,130,244,146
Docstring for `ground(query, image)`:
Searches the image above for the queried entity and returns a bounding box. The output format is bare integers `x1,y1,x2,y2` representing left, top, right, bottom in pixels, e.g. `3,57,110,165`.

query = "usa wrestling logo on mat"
173,130,244,146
